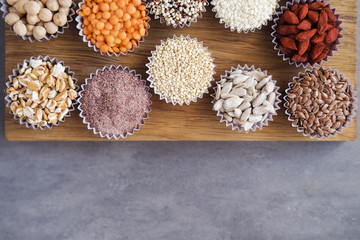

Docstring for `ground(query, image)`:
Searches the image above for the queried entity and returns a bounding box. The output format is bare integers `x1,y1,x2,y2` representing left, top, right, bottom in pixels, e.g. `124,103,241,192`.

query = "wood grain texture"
4,0,357,141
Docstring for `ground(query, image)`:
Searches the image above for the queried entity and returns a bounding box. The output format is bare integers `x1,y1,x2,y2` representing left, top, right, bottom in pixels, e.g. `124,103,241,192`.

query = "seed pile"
6,58,77,127
285,68,355,138
78,0,150,54
146,0,207,27
275,2,340,64
211,0,278,32
4,0,72,40
213,69,277,132
148,36,214,105
80,68,150,137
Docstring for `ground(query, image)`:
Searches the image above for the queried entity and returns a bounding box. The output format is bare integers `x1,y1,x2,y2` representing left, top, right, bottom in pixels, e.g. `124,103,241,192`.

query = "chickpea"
53,12,66,26
13,20,27,36
24,1,41,15
26,14,40,25
38,8,52,22
5,12,20,25
44,21,58,34
26,24,35,35
35,0,44,7
13,0,29,14
33,25,46,40
9,7,25,17
6,0,18,6
40,0,47,4
58,0,71,8
58,7,69,16
46,0,59,11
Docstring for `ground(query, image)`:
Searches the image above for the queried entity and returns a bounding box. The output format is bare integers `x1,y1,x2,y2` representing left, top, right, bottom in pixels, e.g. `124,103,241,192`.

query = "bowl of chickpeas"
1,0,76,41
76,0,150,56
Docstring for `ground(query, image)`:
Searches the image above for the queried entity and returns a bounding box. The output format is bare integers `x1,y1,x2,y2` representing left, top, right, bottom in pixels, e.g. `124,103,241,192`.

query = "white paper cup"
77,65,152,140
284,67,357,139
5,55,79,130
146,0,208,28
146,34,216,106
271,0,343,68
75,1,150,56
0,0,76,41
211,0,280,34
211,65,281,133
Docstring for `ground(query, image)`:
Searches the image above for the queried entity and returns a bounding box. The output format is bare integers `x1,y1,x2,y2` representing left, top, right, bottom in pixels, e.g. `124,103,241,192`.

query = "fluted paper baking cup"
146,0,208,28
284,67,357,139
271,0,343,68
211,0,280,34
211,65,281,133
0,0,76,42
5,56,79,130
146,34,216,106
77,65,152,140
76,1,150,56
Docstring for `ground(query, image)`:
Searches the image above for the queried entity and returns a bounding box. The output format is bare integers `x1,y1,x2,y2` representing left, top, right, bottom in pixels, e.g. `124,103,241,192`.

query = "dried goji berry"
311,48,329,64
324,8,338,24
291,4,299,12
284,10,300,25
298,20,312,30
279,45,296,57
325,28,339,44
296,29,317,41
311,33,326,44
309,2,325,10
298,4,308,21
310,43,326,60
308,10,319,22
317,10,328,34
292,54,308,63
277,25,300,35
323,24,334,32
281,37,298,50
298,40,310,56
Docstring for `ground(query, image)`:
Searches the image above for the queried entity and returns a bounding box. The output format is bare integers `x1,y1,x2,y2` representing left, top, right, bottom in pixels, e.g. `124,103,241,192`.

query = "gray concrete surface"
0,5,359,240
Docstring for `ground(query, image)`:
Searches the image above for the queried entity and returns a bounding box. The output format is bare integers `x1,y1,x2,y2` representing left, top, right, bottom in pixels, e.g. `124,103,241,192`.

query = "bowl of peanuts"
5,55,79,130
76,0,150,56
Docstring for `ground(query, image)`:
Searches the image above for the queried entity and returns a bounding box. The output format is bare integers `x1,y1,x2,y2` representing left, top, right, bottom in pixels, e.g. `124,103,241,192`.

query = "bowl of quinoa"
146,35,215,106
78,65,152,140
145,0,208,28
211,0,279,33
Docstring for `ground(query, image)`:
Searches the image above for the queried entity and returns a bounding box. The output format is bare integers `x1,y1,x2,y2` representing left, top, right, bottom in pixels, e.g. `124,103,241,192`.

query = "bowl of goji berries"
271,0,342,68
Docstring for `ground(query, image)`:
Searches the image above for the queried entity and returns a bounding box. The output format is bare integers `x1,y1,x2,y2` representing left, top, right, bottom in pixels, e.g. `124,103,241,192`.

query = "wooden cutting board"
4,0,357,141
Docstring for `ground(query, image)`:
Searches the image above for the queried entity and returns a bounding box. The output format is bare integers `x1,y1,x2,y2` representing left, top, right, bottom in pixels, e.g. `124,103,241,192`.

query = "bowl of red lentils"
76,0,150,56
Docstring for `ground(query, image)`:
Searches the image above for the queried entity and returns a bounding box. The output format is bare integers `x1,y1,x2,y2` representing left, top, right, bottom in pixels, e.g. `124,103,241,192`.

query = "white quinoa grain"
147,35,215,105
211,0,278,33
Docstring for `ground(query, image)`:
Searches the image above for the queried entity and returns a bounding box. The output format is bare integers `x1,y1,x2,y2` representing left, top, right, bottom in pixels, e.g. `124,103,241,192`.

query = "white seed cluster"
213,69,278,132
146,0,207,27
211,0,278,32
149,36,215,105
